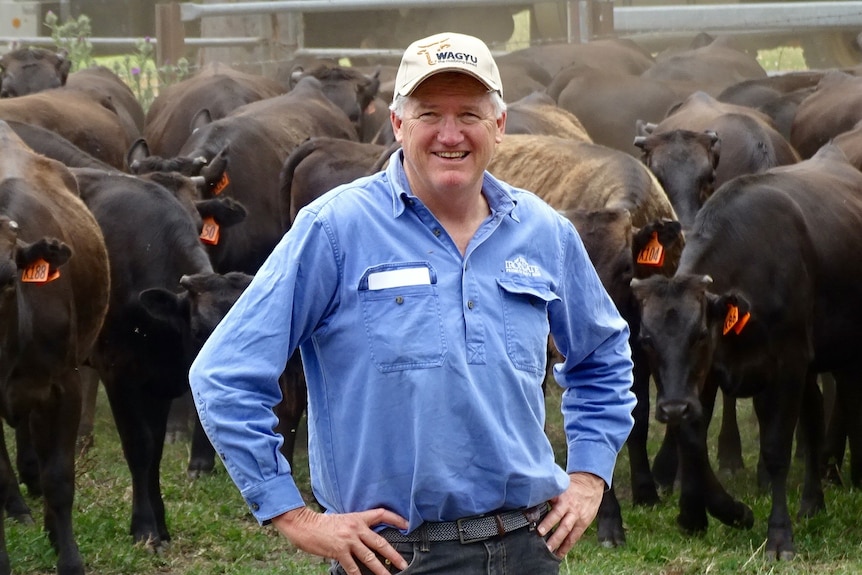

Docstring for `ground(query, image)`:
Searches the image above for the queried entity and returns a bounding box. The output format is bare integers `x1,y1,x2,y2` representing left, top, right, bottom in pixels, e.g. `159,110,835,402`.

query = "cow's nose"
657,400,690,424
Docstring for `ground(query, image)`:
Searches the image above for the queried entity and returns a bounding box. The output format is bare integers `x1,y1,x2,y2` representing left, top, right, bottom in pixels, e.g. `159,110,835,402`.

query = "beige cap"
394,32,503,98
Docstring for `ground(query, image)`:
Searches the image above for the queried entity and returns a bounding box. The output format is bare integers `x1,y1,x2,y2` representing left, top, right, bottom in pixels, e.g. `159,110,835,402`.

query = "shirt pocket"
497,278,560,374
358,262,446,372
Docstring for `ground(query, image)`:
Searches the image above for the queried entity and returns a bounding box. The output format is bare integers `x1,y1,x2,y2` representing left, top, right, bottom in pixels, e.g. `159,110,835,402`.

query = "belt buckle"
456,517,486,544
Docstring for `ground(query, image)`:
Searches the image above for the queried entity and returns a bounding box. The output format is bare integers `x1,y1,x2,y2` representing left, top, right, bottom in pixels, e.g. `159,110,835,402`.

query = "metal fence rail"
3,1,862,61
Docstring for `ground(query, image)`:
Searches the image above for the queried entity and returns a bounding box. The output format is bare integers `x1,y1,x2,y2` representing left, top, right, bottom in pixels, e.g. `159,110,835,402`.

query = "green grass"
6,381,862,574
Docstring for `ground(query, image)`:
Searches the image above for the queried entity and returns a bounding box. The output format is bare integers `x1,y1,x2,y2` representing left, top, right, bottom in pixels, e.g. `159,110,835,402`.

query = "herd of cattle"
1,30,862,574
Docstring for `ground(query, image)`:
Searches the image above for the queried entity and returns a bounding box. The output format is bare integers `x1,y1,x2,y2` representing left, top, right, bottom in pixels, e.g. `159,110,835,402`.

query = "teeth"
437,151,466,159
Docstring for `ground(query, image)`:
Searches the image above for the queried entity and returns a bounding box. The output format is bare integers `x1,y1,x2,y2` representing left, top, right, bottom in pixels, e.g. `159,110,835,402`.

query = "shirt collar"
386,148,519,220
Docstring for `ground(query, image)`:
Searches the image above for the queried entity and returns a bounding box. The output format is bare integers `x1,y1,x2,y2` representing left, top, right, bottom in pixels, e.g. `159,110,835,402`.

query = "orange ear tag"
21,258,61,284
200,217,220,245
733,311,751,335
211,172,230,195
636,231,665,267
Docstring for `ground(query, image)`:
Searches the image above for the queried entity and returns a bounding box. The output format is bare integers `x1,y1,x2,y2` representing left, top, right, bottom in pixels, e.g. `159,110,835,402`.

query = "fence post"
156,2,185,67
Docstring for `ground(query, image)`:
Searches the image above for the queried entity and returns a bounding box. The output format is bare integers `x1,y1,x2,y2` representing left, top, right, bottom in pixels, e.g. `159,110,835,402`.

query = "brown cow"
489,134,680,547
0,121,110,575
0,47,144,144
505,91,592,141
0,89,131,170
643,34,768,96
143,62,286,158
790,70,862,159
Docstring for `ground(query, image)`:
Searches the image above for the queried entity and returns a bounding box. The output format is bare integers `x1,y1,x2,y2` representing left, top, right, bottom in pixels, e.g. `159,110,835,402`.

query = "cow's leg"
0,424,31,524
652,425,678,493
76,366,100,454
142,396,171,544
717,391,744,473
29,371,84,575
274,353,308,468
752,373,807,561
14,425,39,496
629,351,660,506
596,487,625,547
165,392,193,445
797,370,825,519
679,373,753,533
832,368,862,487
102,375,169,549
187,416,216,478
0,422,28,575
821,372,846,484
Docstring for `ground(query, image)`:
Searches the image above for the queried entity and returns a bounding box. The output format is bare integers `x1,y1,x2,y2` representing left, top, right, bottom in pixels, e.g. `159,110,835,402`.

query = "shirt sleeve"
548,218,636,487
189,208,338,523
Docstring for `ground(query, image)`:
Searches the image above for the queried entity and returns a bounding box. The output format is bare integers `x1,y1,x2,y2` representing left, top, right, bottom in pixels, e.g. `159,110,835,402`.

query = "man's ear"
496,111,506,143
391,111,404,144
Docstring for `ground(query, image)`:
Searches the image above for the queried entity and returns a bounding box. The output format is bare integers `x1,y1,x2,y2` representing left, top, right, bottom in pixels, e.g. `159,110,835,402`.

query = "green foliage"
42,11,191,112
43,11,95,71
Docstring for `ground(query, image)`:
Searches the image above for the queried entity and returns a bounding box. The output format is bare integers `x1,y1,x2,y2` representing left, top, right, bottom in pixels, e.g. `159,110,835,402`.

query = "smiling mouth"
435,151,468,159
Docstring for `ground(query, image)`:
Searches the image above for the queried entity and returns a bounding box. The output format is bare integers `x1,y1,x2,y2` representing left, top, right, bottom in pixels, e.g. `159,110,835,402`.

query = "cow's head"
631,273,750,425
139,271,253,355
292,64,380,138
0,47,70,98
634,129,720,230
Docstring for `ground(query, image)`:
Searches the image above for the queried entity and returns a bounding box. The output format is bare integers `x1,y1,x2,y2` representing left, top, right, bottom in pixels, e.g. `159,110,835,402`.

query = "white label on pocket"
367,267,431,290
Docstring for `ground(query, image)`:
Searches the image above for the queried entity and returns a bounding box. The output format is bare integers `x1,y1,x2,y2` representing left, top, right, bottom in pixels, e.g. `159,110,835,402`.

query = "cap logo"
417,38,479,69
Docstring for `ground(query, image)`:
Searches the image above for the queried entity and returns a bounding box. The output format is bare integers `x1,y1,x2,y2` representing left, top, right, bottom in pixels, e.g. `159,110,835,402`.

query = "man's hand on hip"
272,506,410,575
537,472,605,558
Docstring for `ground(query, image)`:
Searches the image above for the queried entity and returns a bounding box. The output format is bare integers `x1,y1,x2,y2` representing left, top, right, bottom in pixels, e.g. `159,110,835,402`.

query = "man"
189,32,635,575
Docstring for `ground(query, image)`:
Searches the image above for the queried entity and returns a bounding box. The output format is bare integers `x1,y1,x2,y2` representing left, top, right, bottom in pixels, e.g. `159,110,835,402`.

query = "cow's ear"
56,49,71,85
632,218,684,278
16,237,71,270
190,108,213,132
289,65,304,90
704,130,721,170
196,197,247,228
200,146,228,187
139,287,188,326
710,291,752,335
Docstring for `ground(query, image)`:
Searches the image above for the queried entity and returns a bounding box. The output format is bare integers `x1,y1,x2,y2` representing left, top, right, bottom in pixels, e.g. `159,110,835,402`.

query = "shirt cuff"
240,473,307,525
566,441,619,489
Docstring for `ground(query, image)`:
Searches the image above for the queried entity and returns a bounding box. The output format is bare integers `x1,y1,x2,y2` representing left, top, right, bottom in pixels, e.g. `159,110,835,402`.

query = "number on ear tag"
200,217,220,245
212,172,230,195
21,258,60,284
636,232,665,267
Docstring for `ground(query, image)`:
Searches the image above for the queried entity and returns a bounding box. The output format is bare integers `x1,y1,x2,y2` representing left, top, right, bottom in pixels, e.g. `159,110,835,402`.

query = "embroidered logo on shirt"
504,257,540,277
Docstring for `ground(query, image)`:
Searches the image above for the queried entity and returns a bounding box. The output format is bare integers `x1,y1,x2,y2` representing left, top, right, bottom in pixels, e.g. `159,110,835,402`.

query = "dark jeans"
329,524,561,575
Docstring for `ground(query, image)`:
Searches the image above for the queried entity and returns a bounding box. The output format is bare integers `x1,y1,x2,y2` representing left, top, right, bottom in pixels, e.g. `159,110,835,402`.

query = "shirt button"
467,300,475,309
250,502,260,511
395,296,404,304
433,228,442,237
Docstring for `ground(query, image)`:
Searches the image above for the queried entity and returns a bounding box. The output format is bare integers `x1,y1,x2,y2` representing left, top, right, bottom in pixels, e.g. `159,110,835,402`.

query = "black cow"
143,62,286,158
133,75,357,275
630,144,862,560
73,168,243,550
279,137,387,229
0,122,110,575
288,64,380,140
0,46,69,96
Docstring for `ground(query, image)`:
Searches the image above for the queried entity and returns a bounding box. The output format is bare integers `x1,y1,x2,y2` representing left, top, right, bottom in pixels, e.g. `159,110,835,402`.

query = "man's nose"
437,116,465,143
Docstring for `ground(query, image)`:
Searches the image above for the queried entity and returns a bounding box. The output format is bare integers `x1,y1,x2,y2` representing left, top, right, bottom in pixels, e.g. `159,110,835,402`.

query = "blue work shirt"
189,149,635,533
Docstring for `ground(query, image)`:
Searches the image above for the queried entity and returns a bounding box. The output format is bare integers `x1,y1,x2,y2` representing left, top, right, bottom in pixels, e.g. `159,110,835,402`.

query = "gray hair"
390,91,507,120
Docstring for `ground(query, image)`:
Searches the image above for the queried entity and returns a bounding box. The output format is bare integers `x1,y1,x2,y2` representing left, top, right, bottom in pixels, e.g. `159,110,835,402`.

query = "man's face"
391,72,505,199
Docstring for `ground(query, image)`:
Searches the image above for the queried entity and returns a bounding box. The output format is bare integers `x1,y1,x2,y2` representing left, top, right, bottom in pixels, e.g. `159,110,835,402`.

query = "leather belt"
381,502,550,545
